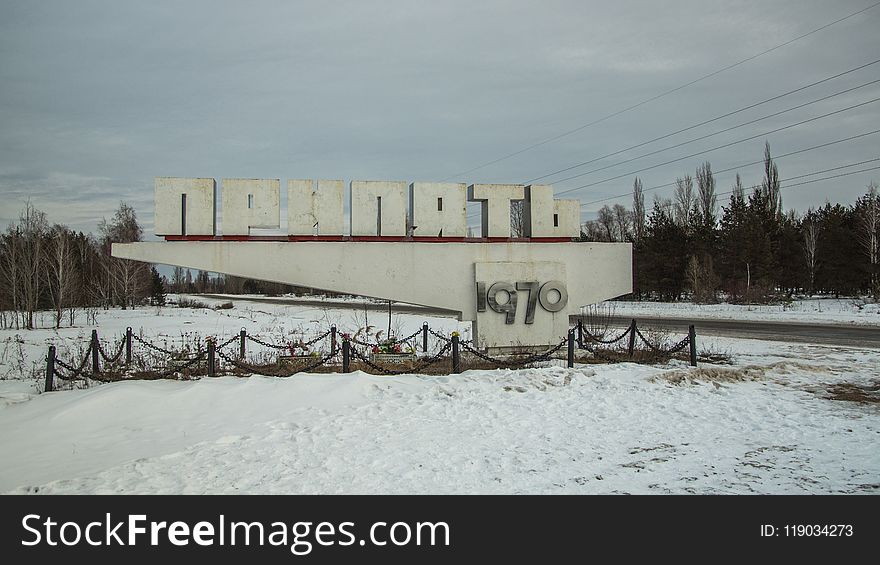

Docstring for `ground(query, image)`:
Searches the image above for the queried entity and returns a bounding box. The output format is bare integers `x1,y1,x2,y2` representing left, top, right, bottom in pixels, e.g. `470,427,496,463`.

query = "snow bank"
3,354,878,494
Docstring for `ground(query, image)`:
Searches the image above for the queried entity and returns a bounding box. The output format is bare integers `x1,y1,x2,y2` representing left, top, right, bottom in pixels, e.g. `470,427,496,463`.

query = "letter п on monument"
221,179,281,235
154,177,216,236
350,180,408,237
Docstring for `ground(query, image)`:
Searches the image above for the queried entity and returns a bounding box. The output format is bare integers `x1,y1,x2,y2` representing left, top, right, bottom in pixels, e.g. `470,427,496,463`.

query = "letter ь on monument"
467,184,525,238
523,184,581,238
154,177,217,236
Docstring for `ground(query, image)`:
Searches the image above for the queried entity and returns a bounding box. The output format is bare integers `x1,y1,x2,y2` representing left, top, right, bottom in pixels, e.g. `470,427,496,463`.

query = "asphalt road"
592,316,880,349
203,295,880,348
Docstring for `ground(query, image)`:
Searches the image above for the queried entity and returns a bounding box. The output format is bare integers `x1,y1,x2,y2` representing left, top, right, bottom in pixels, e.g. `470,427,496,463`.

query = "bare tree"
654,195,673,218
673,175,694,228
696,161,717,227
510,200,525,238
46,225,77,328
0,225,23,329
18,202,48,329
732,173,745,201
612,203,631,242
761,142,781,216
580,220,605,242
632,177,645,242
855,181,880,298
171,266,186,293
99,202,147,309
685,254,718,303
596,205,616,241
801,209,819,295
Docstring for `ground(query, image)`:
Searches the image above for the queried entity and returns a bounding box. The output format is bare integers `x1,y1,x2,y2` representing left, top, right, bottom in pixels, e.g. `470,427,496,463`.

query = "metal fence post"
627,319,637,357
577,319,583,348
45,345,55,393
91,329,99,375
689,325,697,367
422,322,428,353
342,339,350,372
330,325,337,357
207,338,216,377
239,328,247,359
452,334,461,374
567,329,574,368
125,327,132,364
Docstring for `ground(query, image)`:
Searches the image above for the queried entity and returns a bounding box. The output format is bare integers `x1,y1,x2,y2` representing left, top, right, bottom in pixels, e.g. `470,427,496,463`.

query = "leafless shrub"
582,302,616,340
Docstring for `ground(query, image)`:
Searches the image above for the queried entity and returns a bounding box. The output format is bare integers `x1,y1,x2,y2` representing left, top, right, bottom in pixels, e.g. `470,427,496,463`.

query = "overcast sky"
1,0,878,237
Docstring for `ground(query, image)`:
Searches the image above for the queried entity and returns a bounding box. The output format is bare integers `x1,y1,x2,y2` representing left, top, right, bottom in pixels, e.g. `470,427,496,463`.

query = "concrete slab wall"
221,178,281,235
474,261,570,348
154,177,216,236
287,179,345,235
154,177,583,240
523,184,580,238
409,182,467,237
113,240,632,347
350,180,408,236
467,184,525,238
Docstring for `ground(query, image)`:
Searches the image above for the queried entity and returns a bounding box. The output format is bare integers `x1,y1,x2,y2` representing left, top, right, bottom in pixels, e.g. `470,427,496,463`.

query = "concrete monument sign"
113,177,632,349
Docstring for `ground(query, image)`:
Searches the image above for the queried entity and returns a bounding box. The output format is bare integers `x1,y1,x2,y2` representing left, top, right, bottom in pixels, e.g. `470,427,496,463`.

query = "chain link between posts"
245,329,331,350
348,342,452,375
97,338,125,364
156,351,207,378
582,325,632,345
217,348,335,376
427,328,473,346
131,333,179,356
634,327,690,354
53,344,94,380
459,337,568,366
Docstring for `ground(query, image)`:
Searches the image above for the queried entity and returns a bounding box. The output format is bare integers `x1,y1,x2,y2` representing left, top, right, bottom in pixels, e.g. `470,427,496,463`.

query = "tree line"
0,202,158,329
581,142,880,302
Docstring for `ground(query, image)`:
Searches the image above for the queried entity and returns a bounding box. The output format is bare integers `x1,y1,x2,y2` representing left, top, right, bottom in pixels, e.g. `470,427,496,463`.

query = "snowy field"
602,297,880,326
0,296,878,494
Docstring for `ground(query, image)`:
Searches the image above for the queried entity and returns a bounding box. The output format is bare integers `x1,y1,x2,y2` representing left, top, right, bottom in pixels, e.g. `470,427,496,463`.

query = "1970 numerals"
476,281,568,324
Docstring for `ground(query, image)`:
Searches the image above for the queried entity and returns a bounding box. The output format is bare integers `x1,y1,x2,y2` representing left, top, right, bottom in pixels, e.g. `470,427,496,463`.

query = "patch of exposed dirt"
825,381,880,404
652,361,838,386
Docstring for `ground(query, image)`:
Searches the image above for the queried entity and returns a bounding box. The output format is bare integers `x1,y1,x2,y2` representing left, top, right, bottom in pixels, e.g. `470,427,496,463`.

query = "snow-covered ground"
0,294,469,387
0,297,878,494
600,297,880,326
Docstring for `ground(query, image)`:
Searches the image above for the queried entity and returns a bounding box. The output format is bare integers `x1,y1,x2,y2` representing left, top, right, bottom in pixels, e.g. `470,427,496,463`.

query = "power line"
542,78,880,187
717,162,880,198
441,1,880,181
466,96,879,221
576,129,880,208
551,96,880,199
525,58,880,184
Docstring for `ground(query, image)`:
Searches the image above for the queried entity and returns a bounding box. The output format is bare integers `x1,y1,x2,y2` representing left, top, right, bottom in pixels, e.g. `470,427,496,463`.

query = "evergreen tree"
149,266,166,306
815,203,864,297
639,203,689,300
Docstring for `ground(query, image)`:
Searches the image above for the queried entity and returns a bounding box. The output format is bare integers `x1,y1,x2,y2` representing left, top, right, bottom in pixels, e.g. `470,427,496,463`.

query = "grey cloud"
1,0,878,233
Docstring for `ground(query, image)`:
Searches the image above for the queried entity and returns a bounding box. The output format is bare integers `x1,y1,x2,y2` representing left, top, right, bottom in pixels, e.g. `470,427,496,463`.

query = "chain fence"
43,320,698,391
576,318,695,362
